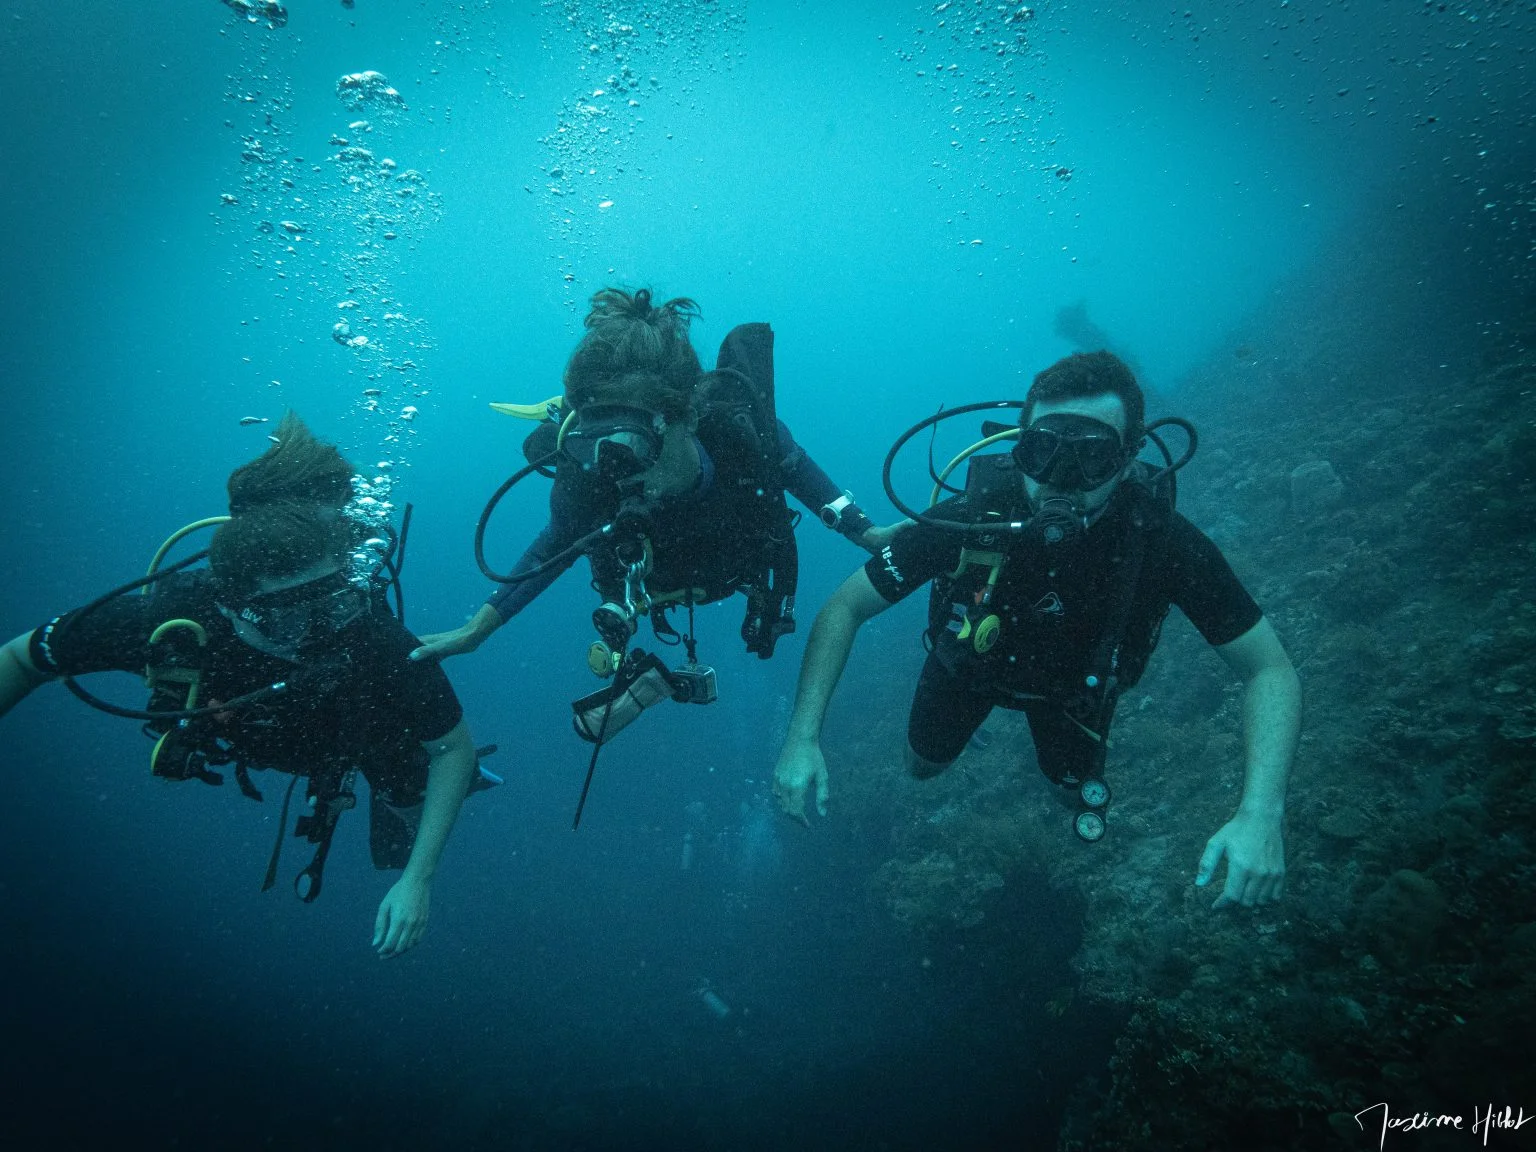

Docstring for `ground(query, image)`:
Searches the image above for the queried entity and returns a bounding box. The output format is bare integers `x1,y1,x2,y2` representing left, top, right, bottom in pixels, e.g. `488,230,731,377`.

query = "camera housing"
669,663,718,705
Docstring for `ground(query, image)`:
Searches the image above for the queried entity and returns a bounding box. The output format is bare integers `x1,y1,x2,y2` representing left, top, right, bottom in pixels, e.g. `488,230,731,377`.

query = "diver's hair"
208,504,350,599
1023,351,1145,444
226,411,356,515
563,287,703,424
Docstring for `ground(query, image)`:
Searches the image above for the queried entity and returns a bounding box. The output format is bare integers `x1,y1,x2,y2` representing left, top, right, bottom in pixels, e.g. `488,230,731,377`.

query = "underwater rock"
1289,459,1344,517
1496,703,1536,747
1317,808,1371,841
1436,793,1490,855
1426,987,1536,1102
1508,921,1536,957
875,851,1005,931
1332,995,1369,1028
1358,869,1448,969
1372,407,1405,429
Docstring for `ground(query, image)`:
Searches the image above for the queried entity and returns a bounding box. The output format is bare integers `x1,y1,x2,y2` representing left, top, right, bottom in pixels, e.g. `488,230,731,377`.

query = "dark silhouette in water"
1052,301,1169,415
1052,300,1113,354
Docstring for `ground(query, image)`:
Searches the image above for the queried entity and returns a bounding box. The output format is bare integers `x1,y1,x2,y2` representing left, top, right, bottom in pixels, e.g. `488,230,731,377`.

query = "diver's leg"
904,653,994,780
364,762,425,870
1022,700,1111,788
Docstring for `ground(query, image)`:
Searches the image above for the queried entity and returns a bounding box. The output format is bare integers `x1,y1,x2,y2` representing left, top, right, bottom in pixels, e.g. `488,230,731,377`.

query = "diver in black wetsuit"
411,287,907,668
773,352,1301,909
0,414,491,956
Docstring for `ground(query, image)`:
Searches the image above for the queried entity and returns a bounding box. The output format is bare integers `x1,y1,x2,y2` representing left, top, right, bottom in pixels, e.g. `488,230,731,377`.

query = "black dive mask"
1013,413,1127,492
563,403,665,483
218,570,369,658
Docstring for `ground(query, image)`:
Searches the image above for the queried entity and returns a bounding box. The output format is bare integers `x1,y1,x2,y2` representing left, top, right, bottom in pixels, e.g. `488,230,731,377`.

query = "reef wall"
833,236,1536,1148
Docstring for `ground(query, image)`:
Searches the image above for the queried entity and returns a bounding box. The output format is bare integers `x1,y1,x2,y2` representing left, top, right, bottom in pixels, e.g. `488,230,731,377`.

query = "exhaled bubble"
336,71,408,111
901,0,1065,210
534,0,743,281
221,0,288,29
217,22,442,467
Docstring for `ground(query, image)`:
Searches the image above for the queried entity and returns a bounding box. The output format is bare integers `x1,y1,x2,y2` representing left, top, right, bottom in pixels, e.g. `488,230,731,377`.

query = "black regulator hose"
51,550,292,722
62,674,290,723
1140,417,1198,487
474,450,613,584
388,502,413,625
52,549,209,647
881,400,1032,534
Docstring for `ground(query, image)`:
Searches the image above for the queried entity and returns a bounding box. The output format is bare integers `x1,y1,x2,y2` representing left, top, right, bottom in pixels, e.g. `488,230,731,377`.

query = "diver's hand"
856,519,915,556
374,875,431,957
773,740,829,826
1195,811,1285,909
410,624,484,662
410,605,502,662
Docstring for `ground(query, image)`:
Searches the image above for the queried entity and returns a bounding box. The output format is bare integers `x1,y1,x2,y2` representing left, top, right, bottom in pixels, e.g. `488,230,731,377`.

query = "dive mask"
563,403,665,482
218,570,368,657
1013,413,1127,491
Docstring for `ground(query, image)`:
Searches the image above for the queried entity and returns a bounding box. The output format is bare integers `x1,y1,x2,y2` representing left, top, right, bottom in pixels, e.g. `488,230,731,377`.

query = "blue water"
0,1,1529,1148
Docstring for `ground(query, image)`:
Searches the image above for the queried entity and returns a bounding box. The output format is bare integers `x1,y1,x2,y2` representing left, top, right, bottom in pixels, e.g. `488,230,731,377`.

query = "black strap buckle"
286,771,357,903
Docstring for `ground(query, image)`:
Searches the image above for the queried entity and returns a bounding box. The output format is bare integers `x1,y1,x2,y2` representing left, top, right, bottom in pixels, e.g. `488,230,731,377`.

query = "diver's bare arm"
784,570,893,746
1215,617,1301,820
402,718,477,886
0,633,51,718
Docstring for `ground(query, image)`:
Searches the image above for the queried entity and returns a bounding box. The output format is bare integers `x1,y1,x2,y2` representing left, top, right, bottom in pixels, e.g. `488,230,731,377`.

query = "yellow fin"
490,395,563,421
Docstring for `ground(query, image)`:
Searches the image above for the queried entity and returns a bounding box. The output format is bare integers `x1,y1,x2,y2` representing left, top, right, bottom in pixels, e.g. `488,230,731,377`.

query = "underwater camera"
669,662,718,706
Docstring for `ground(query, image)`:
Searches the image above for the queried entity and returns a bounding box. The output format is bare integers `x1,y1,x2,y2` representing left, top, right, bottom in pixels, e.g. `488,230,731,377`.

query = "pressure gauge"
1079,777,1111,809
1074,810,1106,843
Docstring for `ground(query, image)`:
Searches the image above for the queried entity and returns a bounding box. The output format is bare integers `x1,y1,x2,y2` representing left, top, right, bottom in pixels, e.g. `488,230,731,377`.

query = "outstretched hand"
374,875,432,957
1196,811,1285,908
773,741,829,826
410,623,485,663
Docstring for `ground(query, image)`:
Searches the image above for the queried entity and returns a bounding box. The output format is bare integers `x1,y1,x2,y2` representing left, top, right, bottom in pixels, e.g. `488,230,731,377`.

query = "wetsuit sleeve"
370,619,465,743
485,472,591,622
775,419,844,513
28,585,178,676
1165,514,1264,646
389,648,465,743
862,517,961,604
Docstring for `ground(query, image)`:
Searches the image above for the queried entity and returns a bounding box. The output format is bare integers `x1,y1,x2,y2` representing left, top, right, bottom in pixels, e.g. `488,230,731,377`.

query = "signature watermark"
1354,1103,1531,1149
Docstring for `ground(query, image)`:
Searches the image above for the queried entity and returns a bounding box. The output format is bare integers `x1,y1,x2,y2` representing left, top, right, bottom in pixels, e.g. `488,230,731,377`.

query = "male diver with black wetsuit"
772,351,1301,909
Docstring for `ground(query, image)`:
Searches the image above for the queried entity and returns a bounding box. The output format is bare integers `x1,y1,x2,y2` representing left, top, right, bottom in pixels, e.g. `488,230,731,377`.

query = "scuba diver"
411,287,907,790
771,351,1301,909
0,413,496,957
